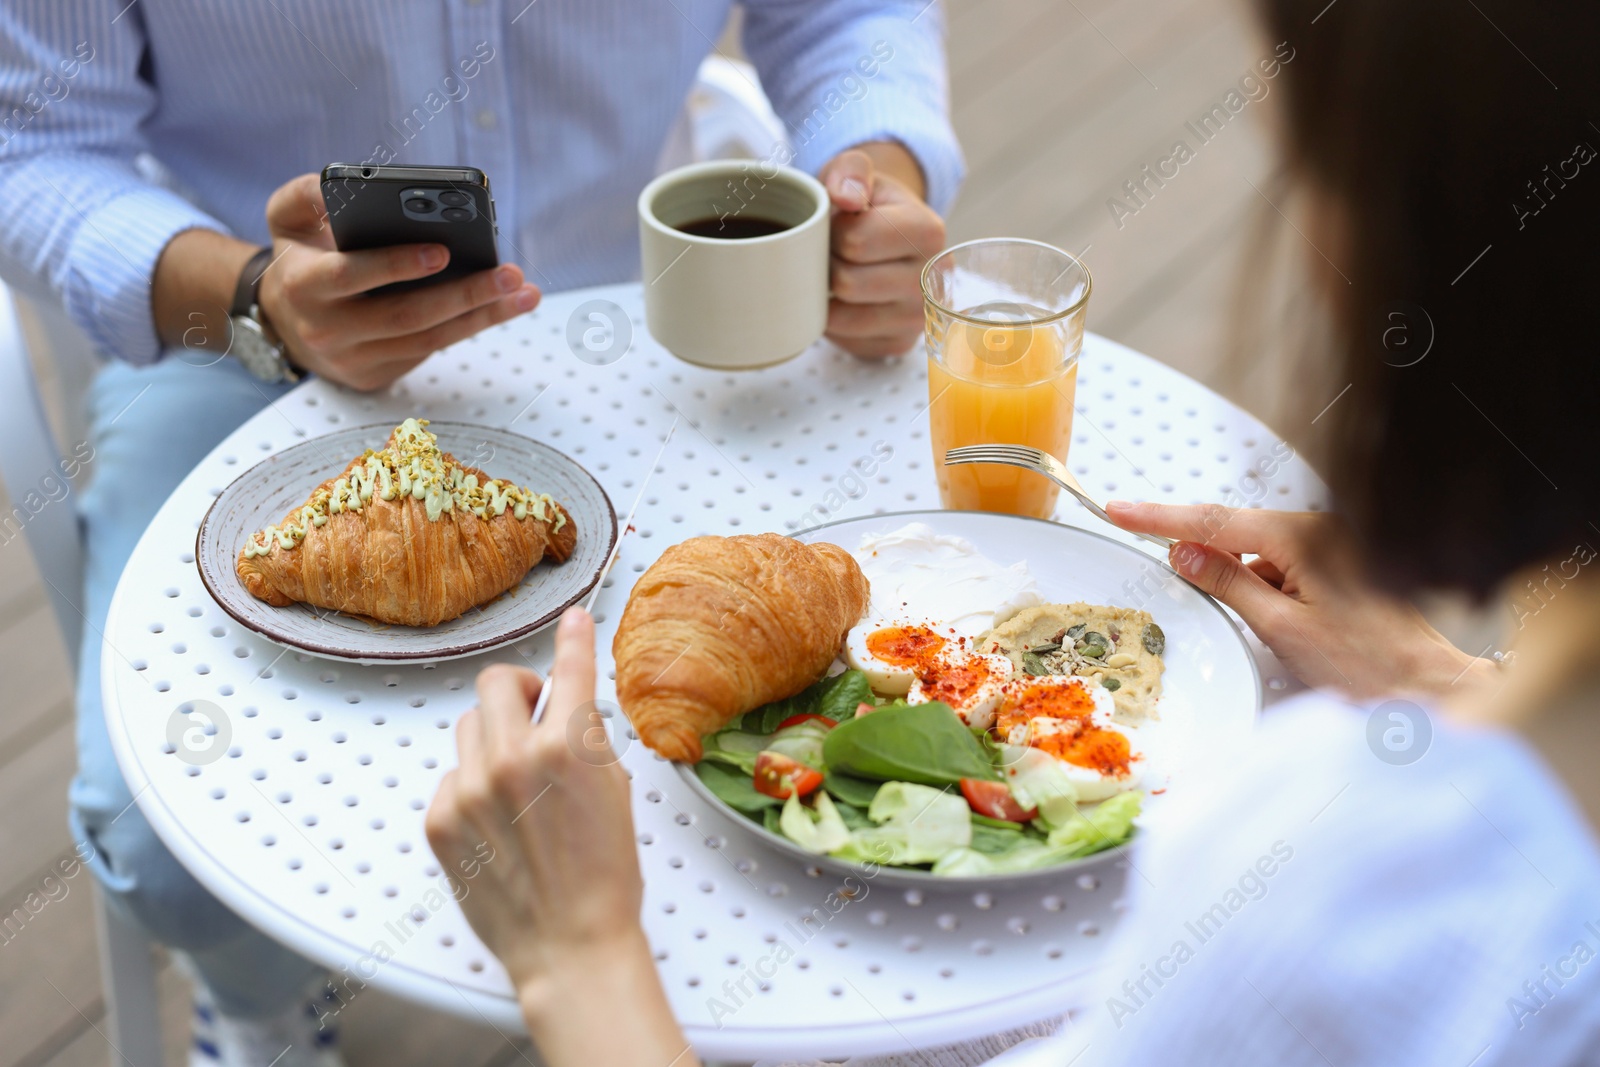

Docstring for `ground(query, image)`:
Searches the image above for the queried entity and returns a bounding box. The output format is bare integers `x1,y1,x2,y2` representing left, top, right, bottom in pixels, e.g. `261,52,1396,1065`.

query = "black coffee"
675,215,791,239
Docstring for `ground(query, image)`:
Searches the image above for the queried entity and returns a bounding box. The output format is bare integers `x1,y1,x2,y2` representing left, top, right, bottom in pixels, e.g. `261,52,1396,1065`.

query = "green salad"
693,670,1142,876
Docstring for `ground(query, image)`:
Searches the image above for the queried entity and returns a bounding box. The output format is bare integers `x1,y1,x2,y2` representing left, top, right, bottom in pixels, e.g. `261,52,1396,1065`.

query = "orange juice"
928,306,1078,517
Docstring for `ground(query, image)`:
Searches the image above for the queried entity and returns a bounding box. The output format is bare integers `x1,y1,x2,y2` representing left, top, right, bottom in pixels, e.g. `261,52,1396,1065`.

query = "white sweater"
761,692,1600,1067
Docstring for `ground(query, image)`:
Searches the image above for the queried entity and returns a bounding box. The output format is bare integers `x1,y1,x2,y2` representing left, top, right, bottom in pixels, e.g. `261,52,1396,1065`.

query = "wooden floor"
0,1,1332,1064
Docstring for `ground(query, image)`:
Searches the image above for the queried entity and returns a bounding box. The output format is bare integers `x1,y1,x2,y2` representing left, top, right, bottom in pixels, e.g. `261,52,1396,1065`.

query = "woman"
424,0,1600,1063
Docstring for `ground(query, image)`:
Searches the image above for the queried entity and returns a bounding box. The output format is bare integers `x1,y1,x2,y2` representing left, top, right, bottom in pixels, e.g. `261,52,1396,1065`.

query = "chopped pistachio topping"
243,418,565,558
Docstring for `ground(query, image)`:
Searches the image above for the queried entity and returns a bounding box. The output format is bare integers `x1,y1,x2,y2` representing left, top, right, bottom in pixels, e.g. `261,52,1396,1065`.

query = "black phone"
320,163,499,295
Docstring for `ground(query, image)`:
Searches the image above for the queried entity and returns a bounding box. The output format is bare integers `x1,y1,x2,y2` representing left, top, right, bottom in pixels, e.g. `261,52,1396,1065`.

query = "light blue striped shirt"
0,1,962,365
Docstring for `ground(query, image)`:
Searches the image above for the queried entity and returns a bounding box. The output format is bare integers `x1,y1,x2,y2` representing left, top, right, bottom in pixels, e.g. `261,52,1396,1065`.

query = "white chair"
0,283,165,1066
0,60,781,1067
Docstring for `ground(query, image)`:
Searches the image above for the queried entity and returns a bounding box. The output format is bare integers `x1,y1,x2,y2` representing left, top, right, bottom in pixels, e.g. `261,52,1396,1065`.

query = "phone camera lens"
404,197,435,213
441,207,472,222
438,190,470,207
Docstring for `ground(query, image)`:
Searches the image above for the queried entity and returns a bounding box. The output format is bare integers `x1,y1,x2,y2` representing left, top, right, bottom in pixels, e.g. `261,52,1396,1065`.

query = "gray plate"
196,422,616,664
672,508,1262,888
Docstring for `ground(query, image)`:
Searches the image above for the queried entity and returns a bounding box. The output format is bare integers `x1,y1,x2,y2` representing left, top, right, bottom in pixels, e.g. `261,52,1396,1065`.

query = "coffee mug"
638,160,830,370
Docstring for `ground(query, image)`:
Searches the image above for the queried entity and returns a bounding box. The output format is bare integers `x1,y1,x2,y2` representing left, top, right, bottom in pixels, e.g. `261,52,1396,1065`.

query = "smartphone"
320,164,499,295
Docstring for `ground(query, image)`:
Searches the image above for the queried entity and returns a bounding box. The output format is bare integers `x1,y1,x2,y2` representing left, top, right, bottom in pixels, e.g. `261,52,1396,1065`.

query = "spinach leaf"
823,771,882,809
762,805,784,835
822,702,1001,786
970,812,1026,830
814,670,873,722
695,760,779,813
733,670,874,736
970,822,1026,855
699,730,766,775
971,727,1007,771
831,800,875,831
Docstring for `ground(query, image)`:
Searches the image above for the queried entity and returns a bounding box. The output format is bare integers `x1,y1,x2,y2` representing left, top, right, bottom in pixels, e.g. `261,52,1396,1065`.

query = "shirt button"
475,109,497,129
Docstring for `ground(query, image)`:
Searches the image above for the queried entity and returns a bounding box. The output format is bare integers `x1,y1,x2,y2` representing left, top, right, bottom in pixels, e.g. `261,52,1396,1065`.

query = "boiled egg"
996,675,1144,802
844,622,947,696
845,523,1042,696
906,651,1015,730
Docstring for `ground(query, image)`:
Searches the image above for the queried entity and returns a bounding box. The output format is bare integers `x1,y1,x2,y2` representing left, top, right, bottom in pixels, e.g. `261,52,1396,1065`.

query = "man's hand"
820,143,945,359
257,173,540,391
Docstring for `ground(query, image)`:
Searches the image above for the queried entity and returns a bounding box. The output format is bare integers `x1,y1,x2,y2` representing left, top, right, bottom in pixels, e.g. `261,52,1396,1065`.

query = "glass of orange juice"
921,238,1091,518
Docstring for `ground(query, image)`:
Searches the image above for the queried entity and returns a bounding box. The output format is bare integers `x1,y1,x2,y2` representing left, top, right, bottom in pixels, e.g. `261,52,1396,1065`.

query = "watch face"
230,316,287,382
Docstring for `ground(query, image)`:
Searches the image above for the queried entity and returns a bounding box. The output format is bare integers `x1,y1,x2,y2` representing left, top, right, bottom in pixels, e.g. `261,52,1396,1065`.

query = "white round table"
102,282,1326,1061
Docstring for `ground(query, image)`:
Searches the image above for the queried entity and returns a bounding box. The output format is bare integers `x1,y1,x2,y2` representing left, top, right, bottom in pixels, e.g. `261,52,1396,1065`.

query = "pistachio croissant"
614,533,870,761
237,419,576,627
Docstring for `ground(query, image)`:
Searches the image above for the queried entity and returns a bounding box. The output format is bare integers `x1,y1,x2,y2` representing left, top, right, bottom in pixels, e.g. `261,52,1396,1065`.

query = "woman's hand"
1105,501,1497,699
259,174,540,392
425,609,694,1067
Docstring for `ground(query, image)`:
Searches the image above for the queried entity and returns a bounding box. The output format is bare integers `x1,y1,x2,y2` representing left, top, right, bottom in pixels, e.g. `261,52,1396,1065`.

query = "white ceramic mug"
638,160,830,370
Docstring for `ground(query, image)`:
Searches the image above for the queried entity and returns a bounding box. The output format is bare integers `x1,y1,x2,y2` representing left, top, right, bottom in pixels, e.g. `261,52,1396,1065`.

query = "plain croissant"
613,533,870,762
237,419,576,627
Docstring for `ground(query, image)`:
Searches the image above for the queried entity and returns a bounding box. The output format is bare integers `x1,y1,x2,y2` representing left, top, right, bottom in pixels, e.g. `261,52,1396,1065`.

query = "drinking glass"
921,238,1091,518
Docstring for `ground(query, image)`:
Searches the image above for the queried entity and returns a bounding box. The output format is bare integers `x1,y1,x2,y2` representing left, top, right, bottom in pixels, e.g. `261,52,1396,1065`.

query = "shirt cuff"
786,89,966,217
61,186,231,366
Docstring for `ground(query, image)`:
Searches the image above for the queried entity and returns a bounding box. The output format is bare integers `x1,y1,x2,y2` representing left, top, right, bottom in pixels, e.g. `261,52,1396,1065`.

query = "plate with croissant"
612,511,1259,885
196,418,615,663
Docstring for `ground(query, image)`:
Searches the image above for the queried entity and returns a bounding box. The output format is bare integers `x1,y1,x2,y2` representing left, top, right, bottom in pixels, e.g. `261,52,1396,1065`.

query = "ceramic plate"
676,509,1261,887
196,422,616,664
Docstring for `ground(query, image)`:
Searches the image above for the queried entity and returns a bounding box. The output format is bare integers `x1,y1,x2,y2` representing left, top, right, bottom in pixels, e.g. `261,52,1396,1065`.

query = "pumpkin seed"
1021,651,1049,676
1027,641,1062,654
1066,623,1088,640
1141,623,1166,656
1076,631,1108,658
1103,677,1122,691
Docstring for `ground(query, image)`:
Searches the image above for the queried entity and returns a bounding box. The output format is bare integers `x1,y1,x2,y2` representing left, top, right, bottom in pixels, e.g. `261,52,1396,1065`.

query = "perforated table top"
102,282,1325,1061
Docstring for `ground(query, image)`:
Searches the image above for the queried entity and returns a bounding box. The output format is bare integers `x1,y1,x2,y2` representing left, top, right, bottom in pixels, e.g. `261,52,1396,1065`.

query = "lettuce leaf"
998,744,1080,828
931,840,1082,875
779,792,851,854
933,792,1142,874
830,781,972,865
763,719,831,771
1045,790,1142,855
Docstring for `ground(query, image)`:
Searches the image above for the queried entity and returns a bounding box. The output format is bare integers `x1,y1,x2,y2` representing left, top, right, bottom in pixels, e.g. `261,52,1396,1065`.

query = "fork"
943,444,1176,551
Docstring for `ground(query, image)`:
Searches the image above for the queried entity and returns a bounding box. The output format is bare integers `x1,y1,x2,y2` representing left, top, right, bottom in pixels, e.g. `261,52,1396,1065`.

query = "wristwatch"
228,247,301,384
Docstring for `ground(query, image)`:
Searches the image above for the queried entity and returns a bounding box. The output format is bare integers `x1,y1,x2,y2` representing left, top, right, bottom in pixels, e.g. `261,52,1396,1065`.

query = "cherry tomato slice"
775,713,837,732
960,777,1038,823
754,752,824,799
855,702,876,718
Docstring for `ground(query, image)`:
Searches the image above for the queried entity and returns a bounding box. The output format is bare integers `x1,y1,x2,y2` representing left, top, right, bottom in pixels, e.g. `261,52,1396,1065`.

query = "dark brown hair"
1258,0,1600,598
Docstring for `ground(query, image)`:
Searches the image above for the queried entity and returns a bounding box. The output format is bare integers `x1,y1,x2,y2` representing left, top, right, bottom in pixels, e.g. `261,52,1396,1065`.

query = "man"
0,3,961,1064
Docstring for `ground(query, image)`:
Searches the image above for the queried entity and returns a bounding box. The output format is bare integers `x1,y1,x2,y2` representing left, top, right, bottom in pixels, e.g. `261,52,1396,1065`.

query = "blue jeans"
70,357,324,1018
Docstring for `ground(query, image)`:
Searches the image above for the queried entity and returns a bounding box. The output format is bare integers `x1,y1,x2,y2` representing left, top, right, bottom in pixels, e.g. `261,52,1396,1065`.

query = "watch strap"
230,247,274,318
